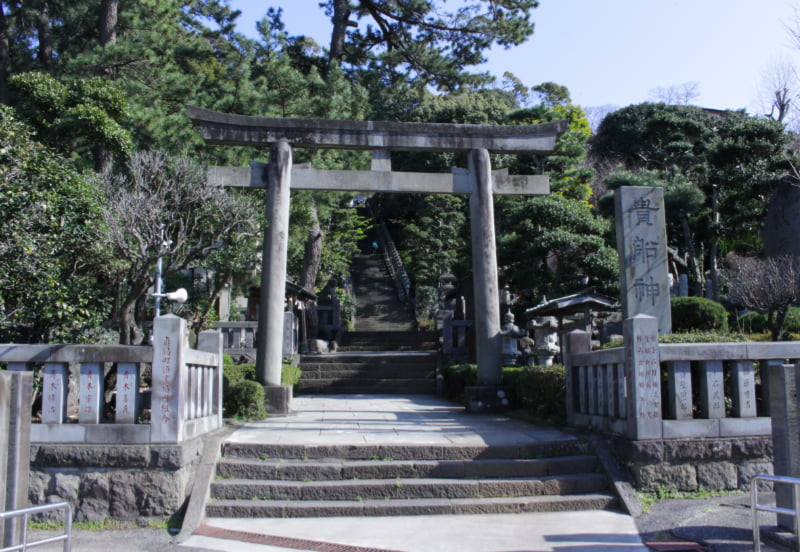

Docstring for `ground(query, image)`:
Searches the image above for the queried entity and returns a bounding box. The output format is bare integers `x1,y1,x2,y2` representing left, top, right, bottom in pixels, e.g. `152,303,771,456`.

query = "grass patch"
637,486,744,513
27,518,178,532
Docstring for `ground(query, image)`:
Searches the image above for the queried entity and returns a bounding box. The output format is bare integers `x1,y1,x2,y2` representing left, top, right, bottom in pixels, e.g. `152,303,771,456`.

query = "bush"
224,380,266,420
221,362,302,420
735,307,800,335
671,297,728,332
506,365,566,425
440,362,566,424
282,363,302,386
440,363,477,400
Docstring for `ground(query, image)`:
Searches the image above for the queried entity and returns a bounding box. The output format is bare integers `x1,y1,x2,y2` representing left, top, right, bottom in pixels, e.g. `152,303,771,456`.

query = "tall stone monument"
615,186,672,334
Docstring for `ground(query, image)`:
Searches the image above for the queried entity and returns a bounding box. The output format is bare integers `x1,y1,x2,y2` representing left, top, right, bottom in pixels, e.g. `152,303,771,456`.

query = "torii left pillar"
256,141,293,415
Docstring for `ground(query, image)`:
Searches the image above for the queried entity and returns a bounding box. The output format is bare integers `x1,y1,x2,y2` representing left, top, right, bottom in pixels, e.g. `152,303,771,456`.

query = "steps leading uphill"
297,235,438,395
207,441,617,518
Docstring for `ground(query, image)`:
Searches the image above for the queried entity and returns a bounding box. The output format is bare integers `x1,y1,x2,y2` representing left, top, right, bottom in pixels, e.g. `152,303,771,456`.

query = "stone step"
220,441,591,462
295,379,436,395
216,455,599,481
299,367,436,379
209,441,610,520
206,493,618,518
337,344,436,352
211,473,608,502
299,352,437,365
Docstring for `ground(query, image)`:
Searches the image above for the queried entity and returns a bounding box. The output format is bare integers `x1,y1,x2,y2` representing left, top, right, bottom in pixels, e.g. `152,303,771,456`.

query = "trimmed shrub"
441,363,566,424
440,363,477,400
222,362,302,420
735,307,800,335
282,363,302,386
224,380,266,420
506,365,566,425
671,297,728,332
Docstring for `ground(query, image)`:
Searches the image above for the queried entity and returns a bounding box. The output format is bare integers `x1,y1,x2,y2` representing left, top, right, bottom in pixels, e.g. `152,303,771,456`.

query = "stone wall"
28,438,204,523
613,436,773,492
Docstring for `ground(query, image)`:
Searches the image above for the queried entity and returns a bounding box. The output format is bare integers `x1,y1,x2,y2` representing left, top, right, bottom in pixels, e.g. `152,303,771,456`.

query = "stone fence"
376,219,411,303
442,317,473,362
213,311,299,359
0,314,223,445
564,314,800,492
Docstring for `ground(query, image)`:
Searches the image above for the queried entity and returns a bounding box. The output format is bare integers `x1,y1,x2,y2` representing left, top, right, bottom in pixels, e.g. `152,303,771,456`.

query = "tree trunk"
680,213,703,296
772,305,789,341
99,0,118,48
36,0,53,71
118,278,152,345
709,184,720,302
300,198,323,339
95,0,119,172
0,3,9,105
197,269,233,330
329,0,350,65
94,147,113,174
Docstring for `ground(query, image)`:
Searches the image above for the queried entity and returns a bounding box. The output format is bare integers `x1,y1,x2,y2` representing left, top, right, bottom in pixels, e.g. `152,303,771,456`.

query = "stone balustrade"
564,314,800,441
442,316,473,361
0,314,223,445
213,311,299,358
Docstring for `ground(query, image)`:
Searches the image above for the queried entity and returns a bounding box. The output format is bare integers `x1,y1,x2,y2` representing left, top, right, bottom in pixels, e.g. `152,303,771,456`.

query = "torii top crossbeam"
187,105,567,154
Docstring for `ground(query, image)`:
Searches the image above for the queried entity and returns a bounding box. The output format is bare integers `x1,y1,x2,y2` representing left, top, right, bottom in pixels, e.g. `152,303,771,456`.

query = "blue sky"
229,0,800,116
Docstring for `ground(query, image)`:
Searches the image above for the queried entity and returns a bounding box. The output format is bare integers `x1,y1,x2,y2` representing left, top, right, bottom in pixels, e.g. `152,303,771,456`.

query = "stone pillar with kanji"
615,186,672,334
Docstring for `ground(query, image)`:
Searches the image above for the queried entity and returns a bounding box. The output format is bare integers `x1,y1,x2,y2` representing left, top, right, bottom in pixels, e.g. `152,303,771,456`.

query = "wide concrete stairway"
207,440,616,518
296,240,437,395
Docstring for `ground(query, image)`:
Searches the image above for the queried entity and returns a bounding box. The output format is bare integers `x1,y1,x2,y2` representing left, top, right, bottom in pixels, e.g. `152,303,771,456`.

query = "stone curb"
175,423,241,544
585,433,644,517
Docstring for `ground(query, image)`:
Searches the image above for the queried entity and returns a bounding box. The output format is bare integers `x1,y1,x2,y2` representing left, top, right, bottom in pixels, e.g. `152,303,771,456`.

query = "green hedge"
735,307,800,335
440,363,566,424
504,365,566,425
440,363,478,400
222,362,302,420
671,297,728,332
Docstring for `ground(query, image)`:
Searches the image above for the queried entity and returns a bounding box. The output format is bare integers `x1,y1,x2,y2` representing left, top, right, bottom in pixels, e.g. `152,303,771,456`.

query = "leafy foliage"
591,103,790,300
670,297,729,333
0,105,110,342
99,151,260,344
497,194,618,300
326,0,538,93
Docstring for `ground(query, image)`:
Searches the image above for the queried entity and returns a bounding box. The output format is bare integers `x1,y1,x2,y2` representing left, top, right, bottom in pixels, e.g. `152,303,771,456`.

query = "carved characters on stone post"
615,187,672,334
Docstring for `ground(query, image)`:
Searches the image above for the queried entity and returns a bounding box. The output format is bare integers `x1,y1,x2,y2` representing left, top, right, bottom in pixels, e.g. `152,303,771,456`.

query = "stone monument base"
263,384,292,416
465,385,514,413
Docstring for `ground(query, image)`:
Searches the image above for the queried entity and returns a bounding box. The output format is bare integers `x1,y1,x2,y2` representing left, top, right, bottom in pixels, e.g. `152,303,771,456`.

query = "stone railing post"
563,329,591,427
115,363,140,424
198,329,224,422
769,363,800,532
151,314,187,443
442,311,454,355
624,314,662,440
1,370,32,546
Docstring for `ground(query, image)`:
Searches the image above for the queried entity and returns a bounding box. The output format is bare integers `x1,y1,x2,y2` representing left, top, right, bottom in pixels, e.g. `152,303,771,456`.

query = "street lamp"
152,224,188,318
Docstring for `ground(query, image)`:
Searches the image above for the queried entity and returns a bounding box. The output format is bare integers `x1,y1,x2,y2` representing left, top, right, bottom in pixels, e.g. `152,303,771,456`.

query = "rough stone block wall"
28,439,204,523
612,436,773,492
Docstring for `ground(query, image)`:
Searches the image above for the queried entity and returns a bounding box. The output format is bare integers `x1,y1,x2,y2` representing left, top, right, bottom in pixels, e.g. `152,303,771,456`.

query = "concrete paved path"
180,395,650,552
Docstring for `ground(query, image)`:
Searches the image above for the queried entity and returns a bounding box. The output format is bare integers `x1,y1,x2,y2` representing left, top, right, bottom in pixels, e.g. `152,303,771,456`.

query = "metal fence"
0,502,71,552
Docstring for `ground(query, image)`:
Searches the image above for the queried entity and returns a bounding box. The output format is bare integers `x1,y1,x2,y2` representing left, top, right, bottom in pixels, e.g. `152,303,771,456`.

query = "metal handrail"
752,474,800,552
0,502,72,552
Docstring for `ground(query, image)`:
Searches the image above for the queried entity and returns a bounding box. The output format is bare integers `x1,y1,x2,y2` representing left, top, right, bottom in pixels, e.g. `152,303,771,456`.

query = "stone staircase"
207,441,617,518
295,351,437,394
296,240,438,395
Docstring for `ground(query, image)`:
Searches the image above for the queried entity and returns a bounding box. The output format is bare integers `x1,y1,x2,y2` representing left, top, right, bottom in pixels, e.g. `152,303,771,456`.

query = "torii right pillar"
465,148,507,412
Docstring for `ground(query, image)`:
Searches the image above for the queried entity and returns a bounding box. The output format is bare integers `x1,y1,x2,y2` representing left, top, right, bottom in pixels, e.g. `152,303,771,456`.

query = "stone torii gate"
187,106,565,412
